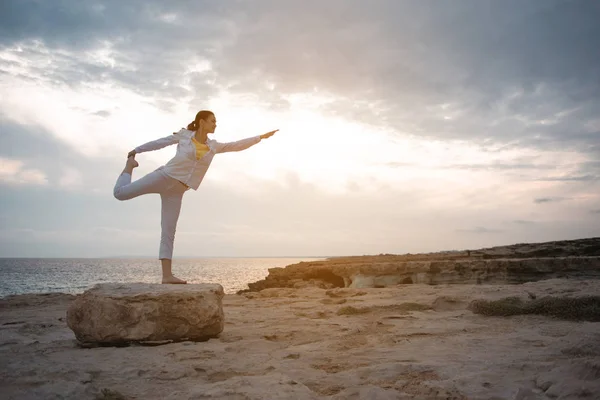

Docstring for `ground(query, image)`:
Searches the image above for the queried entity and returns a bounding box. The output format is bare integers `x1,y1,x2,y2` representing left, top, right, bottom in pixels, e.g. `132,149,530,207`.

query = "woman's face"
201,114,217,134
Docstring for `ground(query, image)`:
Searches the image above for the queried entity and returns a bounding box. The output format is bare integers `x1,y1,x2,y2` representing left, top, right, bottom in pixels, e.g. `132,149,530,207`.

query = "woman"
113,110,277,284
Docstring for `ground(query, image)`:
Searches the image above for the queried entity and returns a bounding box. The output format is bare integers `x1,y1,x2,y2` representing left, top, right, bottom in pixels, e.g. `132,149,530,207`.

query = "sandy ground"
1,279,599,400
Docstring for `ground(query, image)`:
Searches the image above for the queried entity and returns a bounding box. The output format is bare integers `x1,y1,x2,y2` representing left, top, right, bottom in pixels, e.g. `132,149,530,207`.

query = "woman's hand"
127,149,137,158
260,129,278,139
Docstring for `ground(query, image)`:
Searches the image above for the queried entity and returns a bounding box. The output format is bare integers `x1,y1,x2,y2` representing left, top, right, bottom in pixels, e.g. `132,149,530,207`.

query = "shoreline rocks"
243,257,600,292
242,236,600,292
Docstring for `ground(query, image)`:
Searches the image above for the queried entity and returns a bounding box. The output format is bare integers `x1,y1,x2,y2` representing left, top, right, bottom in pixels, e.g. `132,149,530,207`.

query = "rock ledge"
66,283,224,345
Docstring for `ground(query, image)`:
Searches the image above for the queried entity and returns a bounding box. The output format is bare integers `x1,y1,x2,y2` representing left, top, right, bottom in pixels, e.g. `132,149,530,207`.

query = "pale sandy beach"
1,277,599,400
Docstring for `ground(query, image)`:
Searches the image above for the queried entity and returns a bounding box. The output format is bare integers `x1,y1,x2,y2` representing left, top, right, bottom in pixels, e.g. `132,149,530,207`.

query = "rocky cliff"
243,237,600,292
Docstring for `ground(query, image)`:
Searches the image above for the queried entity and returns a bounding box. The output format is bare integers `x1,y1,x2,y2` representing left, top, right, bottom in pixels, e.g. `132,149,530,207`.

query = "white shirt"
134,129,262,190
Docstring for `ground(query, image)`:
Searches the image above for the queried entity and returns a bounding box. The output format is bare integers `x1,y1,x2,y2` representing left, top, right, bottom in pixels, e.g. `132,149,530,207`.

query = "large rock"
66,283,224,345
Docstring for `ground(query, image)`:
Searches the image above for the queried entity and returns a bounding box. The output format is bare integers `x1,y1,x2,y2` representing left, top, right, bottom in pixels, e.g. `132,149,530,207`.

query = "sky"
0,0,599,258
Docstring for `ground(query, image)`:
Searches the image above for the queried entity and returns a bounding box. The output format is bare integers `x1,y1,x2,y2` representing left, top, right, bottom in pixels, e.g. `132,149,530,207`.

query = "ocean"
0,257,324,298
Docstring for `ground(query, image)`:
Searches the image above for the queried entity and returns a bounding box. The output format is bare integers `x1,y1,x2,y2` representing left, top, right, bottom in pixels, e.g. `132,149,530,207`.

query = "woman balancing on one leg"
113,110,278,284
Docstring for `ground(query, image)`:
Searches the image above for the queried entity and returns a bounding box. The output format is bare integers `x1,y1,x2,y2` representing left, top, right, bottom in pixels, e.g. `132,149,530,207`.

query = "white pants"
113,168,189,260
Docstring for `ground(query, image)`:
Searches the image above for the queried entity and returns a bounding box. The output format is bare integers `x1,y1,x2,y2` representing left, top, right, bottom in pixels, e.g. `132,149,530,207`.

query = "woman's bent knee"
113,189,130,201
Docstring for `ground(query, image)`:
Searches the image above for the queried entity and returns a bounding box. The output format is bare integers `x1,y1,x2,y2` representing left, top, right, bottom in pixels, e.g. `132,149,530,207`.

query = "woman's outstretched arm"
127,134,180,158
213,129,278,154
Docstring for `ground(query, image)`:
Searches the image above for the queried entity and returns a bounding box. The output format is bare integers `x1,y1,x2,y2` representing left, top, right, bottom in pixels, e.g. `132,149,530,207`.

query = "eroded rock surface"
66,283,224,345
244,238,600,292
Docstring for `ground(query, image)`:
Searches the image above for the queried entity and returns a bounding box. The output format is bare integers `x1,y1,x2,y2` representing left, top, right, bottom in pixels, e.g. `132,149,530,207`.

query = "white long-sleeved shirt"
134,128,262,190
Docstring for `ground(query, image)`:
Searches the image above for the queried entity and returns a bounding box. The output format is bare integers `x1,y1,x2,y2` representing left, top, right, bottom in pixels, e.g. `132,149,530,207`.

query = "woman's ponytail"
186,120,198,131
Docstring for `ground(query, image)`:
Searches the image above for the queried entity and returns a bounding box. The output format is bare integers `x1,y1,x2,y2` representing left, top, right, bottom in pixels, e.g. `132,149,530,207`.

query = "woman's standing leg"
113,158,187,283
159,182,188,284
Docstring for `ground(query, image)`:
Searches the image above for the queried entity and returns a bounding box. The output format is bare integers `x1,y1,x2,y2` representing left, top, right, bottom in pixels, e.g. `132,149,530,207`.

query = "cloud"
536,175,598,182
91,110,111,118
206,1,600,151
0,118,121,190
513,220,535,225
0,157,48,185
0,117,575,257
449,162,554,171
1,1,600,257
534,197,568,204
0,1,235,103
455,227,503,234
383,162,415,169
58,167,84,188
1,1,598,151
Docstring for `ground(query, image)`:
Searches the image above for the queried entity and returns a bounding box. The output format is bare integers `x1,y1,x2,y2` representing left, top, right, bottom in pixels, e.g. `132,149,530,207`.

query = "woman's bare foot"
127,156,139,169
122,156,139,175
162,275,187,284
160,259,186,284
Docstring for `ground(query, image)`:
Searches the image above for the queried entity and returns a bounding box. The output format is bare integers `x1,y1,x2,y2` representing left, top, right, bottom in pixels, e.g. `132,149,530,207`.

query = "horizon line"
0,255,334,259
